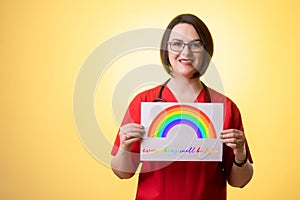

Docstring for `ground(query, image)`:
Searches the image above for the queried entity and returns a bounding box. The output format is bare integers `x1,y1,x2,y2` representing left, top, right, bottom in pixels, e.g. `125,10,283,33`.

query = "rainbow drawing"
148,104,217,139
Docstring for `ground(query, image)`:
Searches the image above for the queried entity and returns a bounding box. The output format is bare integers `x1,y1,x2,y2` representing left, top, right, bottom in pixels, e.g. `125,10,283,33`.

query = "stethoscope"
153,78,211,103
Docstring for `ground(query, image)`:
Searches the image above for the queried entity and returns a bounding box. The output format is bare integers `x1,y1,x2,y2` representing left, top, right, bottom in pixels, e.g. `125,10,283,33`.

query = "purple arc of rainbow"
148,104,217,138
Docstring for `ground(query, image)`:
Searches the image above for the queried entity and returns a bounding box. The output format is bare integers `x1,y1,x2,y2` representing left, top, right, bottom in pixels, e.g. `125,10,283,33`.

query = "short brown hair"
160,14,214,78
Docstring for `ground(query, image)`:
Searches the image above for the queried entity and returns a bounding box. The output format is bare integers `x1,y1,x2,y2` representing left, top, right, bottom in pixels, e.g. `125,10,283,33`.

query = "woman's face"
168,23,204,78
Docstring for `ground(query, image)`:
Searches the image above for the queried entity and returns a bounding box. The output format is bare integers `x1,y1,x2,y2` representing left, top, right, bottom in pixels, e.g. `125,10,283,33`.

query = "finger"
221,134,244,140
227,143,245,152
121,125,145,134
222,139,245,149
122,129,145,138
122,123,144,129
122,137,141,147
221,132,242,139
221,129,236,134
221,129,243,135
121,130,144,143
120,134,128,142
128,127,145,134
220,132,234,139
221,129,232,134
125,132,144,139
221,131,244,139
222,137,244,144
224,142,237,149
221,138,237,144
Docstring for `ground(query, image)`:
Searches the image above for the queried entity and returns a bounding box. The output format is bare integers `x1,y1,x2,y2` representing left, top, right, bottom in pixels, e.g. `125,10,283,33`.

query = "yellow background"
1,0,300,199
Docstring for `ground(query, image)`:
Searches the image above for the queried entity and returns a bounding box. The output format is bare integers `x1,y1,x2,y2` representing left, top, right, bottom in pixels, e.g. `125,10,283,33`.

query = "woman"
111,14,253,200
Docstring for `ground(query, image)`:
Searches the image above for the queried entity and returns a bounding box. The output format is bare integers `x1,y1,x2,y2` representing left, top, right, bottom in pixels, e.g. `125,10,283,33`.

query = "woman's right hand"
119,123,145,151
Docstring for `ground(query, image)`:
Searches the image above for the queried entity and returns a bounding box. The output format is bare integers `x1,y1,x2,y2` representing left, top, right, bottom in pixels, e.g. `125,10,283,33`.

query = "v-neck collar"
163,85,207,103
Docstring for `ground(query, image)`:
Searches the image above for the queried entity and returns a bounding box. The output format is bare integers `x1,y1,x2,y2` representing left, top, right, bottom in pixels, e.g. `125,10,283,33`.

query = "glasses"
168,41,204,53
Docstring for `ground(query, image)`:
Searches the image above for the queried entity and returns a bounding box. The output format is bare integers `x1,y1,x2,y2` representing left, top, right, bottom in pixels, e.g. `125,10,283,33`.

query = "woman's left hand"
221,129,246,161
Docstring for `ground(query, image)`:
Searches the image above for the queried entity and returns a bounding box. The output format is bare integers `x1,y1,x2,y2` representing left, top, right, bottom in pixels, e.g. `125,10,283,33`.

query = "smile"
179,58,193,65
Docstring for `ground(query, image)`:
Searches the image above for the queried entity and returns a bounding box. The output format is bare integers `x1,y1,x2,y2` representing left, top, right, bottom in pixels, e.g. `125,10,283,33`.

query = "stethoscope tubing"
153,79,211,103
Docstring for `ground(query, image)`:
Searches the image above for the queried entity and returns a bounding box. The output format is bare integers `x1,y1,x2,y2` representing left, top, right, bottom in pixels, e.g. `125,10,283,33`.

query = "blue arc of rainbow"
148,104,217,138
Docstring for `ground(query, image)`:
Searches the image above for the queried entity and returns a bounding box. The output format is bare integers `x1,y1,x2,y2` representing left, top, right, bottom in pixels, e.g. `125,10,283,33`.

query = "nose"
181,44,192,56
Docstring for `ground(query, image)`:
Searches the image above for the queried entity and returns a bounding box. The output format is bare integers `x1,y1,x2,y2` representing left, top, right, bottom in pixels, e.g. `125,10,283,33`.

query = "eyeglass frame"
167,39,205,53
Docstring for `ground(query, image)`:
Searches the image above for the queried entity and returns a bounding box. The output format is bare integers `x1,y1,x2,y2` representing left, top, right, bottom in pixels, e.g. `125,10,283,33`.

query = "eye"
172,41,183,47
190,42,202,48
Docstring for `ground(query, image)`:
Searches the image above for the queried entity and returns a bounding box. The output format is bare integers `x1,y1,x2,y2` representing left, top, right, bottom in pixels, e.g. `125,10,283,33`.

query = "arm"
111,123,144,179
221,129,254,187
227,146,253,187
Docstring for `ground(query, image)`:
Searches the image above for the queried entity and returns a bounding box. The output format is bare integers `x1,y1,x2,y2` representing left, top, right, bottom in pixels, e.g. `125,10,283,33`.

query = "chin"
175,71,197,78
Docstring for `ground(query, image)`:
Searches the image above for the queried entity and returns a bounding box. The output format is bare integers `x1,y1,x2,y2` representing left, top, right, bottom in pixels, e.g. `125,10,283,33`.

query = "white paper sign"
141,103,223,161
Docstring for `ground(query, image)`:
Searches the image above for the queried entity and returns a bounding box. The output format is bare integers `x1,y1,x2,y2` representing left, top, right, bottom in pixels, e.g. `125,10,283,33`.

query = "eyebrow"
170,39,202,42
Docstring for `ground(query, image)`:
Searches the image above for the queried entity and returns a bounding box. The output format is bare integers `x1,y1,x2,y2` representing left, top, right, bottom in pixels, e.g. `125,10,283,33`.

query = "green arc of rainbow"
148,104,217,139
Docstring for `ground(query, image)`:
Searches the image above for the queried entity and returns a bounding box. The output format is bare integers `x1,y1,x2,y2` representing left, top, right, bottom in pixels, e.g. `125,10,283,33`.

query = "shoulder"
208,87,243,129
121,85,162,124
130,85,162,103
208,87,240,111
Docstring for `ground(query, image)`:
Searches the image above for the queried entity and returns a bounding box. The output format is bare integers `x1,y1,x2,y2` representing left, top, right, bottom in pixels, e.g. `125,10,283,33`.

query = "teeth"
180,59,192,64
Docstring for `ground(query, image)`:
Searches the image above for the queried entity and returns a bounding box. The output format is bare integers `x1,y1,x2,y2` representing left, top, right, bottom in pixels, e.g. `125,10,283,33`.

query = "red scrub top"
111,85,253,200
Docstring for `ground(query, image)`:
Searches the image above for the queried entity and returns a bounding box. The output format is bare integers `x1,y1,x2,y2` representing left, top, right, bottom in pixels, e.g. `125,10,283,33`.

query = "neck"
167,75,203,102
169,75,202,92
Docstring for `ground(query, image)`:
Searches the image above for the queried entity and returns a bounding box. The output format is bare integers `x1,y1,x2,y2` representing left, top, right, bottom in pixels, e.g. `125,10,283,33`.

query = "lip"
178,58,193,65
